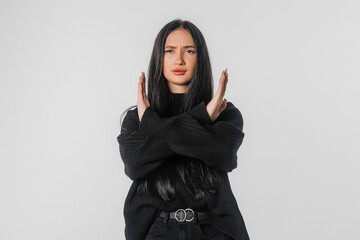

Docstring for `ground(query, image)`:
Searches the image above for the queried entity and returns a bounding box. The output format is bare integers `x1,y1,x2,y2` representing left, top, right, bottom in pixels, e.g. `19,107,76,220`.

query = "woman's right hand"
137,71,150,122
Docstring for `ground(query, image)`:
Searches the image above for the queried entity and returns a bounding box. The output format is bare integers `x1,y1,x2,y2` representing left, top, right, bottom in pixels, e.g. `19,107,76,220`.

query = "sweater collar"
169,92,186,116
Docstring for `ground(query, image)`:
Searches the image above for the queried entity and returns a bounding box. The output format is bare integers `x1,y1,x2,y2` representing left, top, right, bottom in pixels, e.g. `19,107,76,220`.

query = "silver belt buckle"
175,208,195,222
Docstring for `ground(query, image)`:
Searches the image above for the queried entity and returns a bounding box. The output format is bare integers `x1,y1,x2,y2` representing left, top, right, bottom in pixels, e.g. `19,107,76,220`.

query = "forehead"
165,28,195,46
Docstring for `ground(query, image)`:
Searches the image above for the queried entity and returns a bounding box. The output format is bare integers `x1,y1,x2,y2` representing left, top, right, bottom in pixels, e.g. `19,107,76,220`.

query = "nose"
175,51,185,65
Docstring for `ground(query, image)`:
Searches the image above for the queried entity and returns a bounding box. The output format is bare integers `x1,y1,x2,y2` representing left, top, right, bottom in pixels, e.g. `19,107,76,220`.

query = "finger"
219,98,227,112
222,68,227,91
223,71,228,96
219,70,227,98
215,70,226,98
142,72,146,98
139,72,144,98
222,68,228,93
138,75,143,97
223,98,228,111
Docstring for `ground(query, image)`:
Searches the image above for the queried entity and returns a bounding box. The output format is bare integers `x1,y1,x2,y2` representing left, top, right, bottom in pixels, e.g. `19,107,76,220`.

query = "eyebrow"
164,45,196,49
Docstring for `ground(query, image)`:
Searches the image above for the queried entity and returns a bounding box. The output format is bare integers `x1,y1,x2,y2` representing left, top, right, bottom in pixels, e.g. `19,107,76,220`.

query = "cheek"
190,58,197,71
191,56,196,66
162,61,167,73
163,59,170,72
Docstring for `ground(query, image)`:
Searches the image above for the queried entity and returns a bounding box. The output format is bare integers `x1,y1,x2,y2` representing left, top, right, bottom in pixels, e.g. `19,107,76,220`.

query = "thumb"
219,98,227,112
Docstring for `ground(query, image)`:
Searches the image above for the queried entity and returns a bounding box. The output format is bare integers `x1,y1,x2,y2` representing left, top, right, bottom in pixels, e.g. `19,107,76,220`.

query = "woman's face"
163,28,197,93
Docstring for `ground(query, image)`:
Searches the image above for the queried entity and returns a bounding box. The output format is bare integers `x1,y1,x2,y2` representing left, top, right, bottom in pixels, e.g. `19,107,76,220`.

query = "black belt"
158,208,208,222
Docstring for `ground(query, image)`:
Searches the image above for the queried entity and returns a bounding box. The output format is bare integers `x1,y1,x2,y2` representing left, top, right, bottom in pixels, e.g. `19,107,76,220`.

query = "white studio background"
0,0,359,239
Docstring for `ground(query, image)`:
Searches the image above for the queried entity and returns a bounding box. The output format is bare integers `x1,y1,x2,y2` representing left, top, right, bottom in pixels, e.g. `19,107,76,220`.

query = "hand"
206,68,228,122
137,71,150,122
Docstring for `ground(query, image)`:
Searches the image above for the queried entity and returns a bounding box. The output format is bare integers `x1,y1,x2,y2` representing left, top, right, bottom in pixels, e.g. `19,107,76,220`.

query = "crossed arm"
117,101,245,180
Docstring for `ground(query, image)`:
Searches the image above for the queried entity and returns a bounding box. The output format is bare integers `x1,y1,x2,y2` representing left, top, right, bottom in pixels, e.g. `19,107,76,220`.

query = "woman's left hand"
206,68,228,122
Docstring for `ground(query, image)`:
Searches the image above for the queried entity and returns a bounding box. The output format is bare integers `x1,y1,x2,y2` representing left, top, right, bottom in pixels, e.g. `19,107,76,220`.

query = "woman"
117,19,250,240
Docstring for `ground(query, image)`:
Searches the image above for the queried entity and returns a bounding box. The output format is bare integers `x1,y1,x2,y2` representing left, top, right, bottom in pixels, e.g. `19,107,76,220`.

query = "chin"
170,79,191,85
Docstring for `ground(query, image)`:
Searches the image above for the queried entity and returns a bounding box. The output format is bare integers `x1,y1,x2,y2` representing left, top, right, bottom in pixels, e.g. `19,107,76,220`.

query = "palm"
206,69,228,122
137,72,150,121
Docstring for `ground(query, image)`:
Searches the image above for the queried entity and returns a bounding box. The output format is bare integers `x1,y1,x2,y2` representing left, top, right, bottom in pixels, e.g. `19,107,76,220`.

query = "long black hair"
120,18,221,202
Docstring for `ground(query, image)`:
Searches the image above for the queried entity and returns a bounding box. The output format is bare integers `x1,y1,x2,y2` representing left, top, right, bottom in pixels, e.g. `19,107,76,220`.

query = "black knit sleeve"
139,101,245,172
117,108,175,180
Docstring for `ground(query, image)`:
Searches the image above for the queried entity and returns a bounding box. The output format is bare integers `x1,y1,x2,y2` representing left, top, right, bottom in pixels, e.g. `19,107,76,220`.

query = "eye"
187,50,196,54
165,50,173,53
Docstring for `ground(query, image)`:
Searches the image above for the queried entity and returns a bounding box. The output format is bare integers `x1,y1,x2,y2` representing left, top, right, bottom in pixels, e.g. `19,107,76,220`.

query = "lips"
172,69,186,75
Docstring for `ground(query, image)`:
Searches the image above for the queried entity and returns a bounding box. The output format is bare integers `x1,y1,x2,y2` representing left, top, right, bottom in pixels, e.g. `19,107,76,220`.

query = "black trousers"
145,210,235,240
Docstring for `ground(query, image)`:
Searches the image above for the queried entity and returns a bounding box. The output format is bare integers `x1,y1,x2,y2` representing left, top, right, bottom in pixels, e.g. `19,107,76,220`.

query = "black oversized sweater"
117,93,250,240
